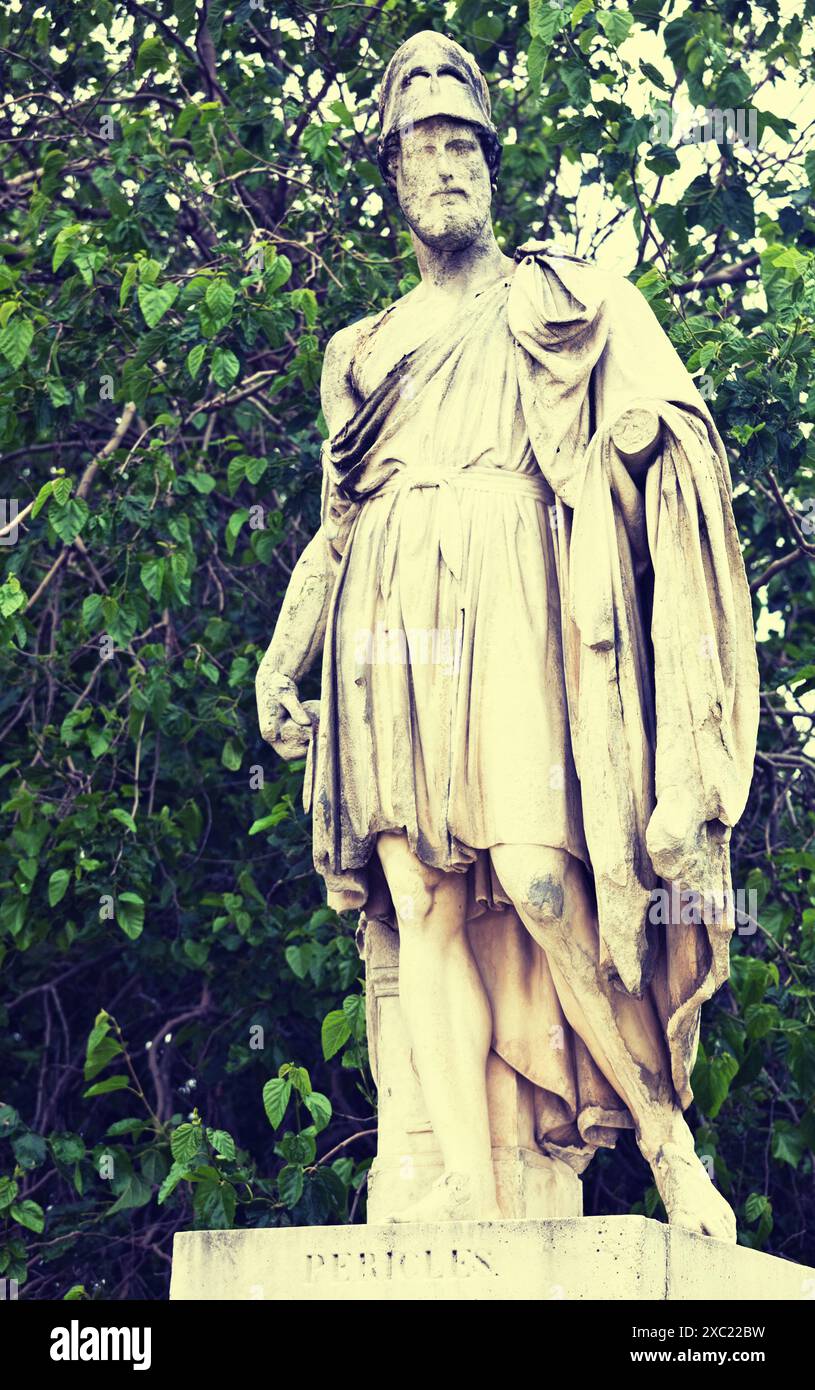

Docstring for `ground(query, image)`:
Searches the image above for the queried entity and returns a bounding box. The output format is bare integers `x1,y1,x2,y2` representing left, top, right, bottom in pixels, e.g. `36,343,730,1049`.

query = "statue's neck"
410,223,513,301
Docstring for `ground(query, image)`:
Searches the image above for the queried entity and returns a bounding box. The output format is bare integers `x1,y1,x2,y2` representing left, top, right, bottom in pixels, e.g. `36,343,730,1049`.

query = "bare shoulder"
322,314,378,376
321,284,424,431
320,313,379,433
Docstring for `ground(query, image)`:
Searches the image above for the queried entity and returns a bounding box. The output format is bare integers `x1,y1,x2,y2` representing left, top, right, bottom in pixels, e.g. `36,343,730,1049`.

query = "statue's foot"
650,1143,737,1243
385,1170,503,1224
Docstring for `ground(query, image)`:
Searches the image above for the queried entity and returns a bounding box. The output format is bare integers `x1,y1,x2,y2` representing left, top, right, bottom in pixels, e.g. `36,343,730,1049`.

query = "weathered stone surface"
364,917,582,1222
253,29,761,1242
170,1218,814,1302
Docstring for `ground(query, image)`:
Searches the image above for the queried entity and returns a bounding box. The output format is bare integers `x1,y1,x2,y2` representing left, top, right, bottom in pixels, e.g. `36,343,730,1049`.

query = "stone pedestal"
170,1217,815,1301
363,918,581,1221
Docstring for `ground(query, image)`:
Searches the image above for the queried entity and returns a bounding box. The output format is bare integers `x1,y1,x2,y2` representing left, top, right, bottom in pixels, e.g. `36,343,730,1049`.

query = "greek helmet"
376,31,502,187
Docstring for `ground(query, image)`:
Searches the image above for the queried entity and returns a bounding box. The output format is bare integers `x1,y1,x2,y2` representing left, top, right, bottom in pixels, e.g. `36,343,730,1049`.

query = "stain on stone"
527,874,564,921
415,828,435,864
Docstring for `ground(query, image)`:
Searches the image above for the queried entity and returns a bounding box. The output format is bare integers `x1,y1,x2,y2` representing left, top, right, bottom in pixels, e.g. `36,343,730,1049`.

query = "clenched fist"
257,670,319,761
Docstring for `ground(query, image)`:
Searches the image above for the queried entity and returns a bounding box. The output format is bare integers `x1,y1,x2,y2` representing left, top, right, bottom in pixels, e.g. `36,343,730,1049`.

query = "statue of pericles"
255,30,759,1238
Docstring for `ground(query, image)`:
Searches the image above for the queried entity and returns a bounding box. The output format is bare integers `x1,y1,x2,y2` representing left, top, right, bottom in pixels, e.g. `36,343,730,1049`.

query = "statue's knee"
390,872,442,930
517,870,566,933
491,847,571,930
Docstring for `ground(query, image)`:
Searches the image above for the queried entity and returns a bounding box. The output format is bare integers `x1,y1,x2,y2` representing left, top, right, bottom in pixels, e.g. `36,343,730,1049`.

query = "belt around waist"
368,464,551,501
364,465,554,603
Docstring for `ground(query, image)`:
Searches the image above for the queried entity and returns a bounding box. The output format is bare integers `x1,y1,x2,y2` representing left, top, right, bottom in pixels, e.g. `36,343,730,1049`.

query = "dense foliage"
0,0,813,1298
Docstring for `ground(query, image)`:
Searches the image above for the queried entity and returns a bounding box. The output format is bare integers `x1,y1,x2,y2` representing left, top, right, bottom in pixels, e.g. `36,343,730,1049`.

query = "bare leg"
489,843,737,1242
375,829,501,1221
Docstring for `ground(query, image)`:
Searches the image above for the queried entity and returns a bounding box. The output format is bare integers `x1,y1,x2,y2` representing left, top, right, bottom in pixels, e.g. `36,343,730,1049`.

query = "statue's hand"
258,672,318,760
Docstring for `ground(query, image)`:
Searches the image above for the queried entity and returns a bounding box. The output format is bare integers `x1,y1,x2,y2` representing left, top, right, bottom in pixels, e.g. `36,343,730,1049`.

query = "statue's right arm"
255,318,370,754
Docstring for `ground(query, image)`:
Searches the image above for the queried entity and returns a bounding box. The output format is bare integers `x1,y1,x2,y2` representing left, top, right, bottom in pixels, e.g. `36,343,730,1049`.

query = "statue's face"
393,115,492,252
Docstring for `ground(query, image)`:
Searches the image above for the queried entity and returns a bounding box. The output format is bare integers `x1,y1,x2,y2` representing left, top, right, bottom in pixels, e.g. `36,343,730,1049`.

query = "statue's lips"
430,188,468,199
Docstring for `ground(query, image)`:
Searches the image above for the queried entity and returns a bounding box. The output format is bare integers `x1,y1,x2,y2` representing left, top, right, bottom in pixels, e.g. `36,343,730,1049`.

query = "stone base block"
170,1216,815,1301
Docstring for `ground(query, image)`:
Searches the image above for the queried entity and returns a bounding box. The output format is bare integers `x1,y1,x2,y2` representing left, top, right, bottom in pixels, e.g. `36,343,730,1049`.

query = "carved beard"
399,194,490,252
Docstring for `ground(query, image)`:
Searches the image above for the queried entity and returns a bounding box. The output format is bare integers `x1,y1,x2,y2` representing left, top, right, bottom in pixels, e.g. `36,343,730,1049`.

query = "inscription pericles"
305,1246,497,1283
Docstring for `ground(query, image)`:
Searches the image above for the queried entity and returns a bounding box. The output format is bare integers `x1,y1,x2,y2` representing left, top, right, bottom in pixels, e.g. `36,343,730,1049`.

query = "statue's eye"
437,65,468,84
402,67,430,88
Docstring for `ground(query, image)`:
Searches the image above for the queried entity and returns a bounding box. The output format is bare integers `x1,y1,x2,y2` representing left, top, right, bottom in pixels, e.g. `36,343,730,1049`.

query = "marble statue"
255,31,760,1241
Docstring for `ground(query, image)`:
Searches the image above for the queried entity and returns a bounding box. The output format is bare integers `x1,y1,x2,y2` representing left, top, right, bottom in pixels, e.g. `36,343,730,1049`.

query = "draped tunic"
309,273,587,897
298,244,759,1171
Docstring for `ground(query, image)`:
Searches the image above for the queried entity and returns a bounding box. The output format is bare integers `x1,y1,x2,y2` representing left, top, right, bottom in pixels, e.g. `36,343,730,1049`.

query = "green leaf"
211,348,240,390
30,481,56,519
138,282,179,328
51,1134,86,1167
173,0,197,36
119,262,138,308
225,507,249,557
691,1050,739,1118
106,1172,152,1215
289,287,318,327
85,1009,113,1057
771,1121,806,1169
266,255,292,293
135,35,170,78
206,1128,236,1160
0,1177,19,1210
529,0,566,43
0,576,26,618
188,471,216,493
12,1132,47,1169
526,35,550,97
115,891,145,940
139,557,166,601
193,1178,237,1228
171,1121,205,1165
50,498,89,544
640,60,671,91
205,280,236,319
106,1118,149,1138
0,316,34,369
48,869,71,907
187,343,206,380
343,993,366,1039
262,1077,292,1128
10,1200,45,1233
83,1074,130,1098
84,1035,123,1082
0,1105,22,1137
110,807,137,834
278,1164,304,1208
52,224,84,272
571,0,594,25
598,8,634,45
287,1065,311,1097
745,1192,771,1223
321,1009,352,1061
47,378,71,408
157,1161,187,1205
221,738,243,771
303,1091,332,1134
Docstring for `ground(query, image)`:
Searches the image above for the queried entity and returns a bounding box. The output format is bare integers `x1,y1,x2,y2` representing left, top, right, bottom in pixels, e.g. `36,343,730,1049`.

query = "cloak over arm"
509,243,760,1104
